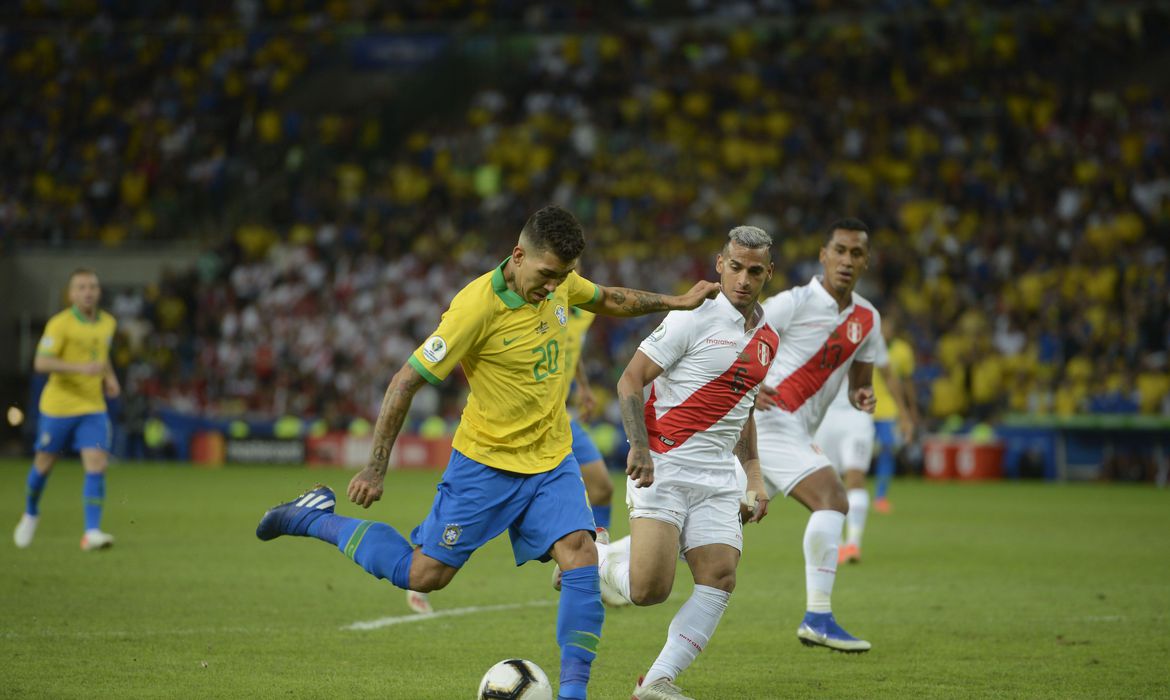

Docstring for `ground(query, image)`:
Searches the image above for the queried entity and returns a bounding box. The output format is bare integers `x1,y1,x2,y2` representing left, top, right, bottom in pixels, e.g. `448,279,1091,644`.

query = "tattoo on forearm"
734,414,758,463
619,394,649,450
606,287,668,316
368,370,425,475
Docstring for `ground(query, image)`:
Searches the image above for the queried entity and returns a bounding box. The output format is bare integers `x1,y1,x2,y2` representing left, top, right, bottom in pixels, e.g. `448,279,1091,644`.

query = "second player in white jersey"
606,226,777,700
752,218,881,654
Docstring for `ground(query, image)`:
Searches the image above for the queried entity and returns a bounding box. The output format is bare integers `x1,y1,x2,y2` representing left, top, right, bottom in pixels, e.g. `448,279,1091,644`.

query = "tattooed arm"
616,350,666,488
734,411,769,523
347,362,428,508
582,280,721,317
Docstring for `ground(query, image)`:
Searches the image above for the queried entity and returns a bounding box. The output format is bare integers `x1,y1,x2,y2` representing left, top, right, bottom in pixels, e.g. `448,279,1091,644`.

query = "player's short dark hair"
521,205,585,262
824,218,870,247
69,267,98,282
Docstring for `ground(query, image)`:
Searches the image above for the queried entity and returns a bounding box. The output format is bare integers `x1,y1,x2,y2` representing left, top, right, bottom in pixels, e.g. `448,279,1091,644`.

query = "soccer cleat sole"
797,634,872,653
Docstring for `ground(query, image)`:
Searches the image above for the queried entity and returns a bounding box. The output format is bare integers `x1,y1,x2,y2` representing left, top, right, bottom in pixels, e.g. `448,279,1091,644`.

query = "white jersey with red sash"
638,293,779,472
760,276,881,436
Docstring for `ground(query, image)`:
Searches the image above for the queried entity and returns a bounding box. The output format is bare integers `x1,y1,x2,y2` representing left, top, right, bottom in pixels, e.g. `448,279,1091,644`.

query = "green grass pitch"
2,459,1168,699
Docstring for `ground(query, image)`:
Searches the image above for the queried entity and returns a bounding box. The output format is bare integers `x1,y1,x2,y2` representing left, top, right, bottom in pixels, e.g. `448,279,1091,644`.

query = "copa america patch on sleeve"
422,336,447,362
649,323,666,342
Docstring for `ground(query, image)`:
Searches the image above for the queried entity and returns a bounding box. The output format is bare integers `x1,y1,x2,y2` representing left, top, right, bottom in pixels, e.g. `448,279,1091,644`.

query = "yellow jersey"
37,307,117,417
873,336,913,421
409,259,600,474
561,307,596,402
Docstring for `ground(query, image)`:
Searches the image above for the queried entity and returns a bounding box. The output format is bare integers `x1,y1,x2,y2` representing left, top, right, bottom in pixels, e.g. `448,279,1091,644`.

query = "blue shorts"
36,413,111,454
411,449,595,568
571,419,603,466
874,420,897,449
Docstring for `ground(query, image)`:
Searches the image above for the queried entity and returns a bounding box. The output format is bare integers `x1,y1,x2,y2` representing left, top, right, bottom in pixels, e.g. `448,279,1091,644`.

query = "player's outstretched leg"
256,484,416,590
874,425,896,513
14,461,50,548
799,510,870,652
632,583,729,700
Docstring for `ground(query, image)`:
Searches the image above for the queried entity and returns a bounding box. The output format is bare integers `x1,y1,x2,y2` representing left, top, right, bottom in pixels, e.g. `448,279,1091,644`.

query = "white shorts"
754,409,832,499
814,408,875,474
625,458,743,554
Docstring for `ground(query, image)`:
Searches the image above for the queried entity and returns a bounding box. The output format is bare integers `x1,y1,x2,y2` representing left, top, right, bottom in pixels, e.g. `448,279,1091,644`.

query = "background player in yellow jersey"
14,268,121,551
257,205,719,700
871,311,919,514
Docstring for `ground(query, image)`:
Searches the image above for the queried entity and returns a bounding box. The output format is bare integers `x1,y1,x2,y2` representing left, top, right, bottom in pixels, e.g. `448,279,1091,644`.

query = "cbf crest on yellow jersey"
37,307,117,417
409,259,600,474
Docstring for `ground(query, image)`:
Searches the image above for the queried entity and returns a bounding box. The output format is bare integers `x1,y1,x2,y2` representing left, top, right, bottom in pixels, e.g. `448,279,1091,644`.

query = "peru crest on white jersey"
760,277,881,435
638,293,779,468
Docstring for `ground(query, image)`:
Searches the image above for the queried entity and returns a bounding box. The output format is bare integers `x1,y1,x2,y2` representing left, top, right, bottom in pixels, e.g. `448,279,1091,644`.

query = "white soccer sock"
605,544,633,604
845,489,869,548
804,510,846,612
644,584,730,686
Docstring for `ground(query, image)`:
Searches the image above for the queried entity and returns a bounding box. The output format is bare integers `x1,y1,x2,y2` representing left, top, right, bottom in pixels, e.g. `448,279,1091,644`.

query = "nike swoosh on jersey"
503,336,519,345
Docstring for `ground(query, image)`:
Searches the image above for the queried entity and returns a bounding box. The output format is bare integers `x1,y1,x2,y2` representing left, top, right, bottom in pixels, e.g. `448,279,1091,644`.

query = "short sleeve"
637,310,693,373
871,328,890,368
37,316,65,358
409,290,490,385
856,311,882,364
761,292,797,333
566,271,600,308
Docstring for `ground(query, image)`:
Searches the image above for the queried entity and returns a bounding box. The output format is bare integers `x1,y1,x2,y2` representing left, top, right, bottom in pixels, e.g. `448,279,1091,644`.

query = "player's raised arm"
349,361,428,508
582,280,720,317
734,410,769,523
616,350,666,488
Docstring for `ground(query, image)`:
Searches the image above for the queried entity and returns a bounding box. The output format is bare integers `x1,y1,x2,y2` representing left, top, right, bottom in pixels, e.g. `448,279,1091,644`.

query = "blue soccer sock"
82,472,105,530
25,465,49,517
330,518,416,590
556,566,604,700
874,446,895,500
591,504,611,530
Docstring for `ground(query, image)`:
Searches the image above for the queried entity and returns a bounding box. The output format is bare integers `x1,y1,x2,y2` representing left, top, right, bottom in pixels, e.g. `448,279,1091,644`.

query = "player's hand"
850,386,876,414
80,361,106,376
347,467,384,508
741,484,770,524
104,374,121,399
576,385,597,422
626,447,655,488
755,384,779,411
673,281,722,310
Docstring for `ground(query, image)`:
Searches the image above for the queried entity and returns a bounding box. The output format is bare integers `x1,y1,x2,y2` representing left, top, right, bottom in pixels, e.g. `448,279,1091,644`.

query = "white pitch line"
343,599,556,631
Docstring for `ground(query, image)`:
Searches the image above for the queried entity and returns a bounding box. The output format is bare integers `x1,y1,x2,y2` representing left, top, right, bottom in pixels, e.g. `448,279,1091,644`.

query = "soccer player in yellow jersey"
257,205,719,699
871,312,919,515
14,268,121,551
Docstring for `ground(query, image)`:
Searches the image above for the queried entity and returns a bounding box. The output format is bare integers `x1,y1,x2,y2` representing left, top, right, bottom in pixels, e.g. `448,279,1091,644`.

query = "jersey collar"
715,291,766,330
491,257,527,309
811,275,853,314
71,305,99,324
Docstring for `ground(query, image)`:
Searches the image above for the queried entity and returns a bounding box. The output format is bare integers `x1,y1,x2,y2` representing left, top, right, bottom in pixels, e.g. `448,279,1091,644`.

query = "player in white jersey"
813,330,885,564
605,226,778,700
754,218,880,653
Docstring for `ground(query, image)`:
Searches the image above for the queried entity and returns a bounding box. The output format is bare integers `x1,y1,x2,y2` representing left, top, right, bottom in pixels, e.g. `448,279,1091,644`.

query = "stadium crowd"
10,2,1170,429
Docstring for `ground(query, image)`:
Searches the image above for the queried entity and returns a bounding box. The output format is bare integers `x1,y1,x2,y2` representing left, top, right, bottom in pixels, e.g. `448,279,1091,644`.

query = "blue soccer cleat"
256,484,336,541
797,611,872,653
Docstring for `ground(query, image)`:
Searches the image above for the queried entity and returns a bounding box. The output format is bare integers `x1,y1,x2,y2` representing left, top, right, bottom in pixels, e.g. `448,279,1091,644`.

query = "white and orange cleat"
406,590,433,614
80,529,114,551
838,543,861,564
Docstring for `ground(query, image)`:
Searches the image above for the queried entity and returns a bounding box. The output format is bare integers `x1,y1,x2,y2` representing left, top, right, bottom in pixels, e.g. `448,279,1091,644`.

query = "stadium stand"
6,3,1169,459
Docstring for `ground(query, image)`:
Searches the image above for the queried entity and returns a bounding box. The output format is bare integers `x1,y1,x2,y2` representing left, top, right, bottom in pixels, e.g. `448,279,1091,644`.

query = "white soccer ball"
477,658,553,700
